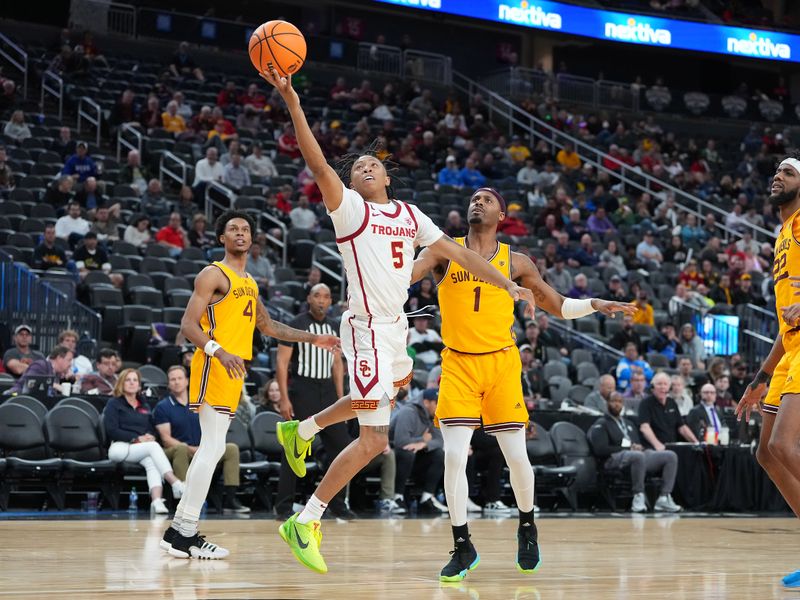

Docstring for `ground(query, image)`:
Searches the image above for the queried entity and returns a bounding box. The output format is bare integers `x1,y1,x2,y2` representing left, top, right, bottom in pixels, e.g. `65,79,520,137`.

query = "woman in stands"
104,368,184,514
124,214,151,249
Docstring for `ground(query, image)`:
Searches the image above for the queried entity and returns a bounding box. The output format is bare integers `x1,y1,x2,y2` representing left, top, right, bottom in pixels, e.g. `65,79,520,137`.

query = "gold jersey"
773,207,800,349
199,261,259,360
437,238,515,353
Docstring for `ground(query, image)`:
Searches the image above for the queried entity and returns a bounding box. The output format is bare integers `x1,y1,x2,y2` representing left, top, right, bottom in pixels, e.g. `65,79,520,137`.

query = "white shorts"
340,311,413,426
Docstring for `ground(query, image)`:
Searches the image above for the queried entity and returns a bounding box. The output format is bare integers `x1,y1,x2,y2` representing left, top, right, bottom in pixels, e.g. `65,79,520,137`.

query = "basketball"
248,20,306,78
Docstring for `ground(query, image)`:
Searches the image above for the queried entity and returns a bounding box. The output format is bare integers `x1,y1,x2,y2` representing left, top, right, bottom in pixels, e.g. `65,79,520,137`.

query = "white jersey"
329,184,443,318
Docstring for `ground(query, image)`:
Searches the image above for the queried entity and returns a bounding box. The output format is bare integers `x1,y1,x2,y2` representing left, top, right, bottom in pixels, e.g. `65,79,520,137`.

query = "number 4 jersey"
774,208,800,349
330,184,443,318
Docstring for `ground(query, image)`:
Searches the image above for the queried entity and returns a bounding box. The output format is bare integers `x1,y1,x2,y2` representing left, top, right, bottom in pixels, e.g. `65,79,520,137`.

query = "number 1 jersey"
329,184,443,318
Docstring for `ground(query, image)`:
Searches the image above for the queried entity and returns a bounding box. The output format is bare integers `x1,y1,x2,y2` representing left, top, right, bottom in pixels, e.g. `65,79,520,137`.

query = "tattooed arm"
255,299,340,350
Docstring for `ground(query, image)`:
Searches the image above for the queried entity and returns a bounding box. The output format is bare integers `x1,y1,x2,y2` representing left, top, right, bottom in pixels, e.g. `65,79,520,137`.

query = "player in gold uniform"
413,188,635,581
736,156,800,588
161,210,338,559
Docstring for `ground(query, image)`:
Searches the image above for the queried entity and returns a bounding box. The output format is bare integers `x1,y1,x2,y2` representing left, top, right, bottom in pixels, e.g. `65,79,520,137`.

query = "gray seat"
543,360,568,382
550,421,598,504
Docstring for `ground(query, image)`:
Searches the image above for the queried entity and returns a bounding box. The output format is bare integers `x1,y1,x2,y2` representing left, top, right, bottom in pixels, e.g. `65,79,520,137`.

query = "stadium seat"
6,396,48,423
226,417,279,509
526,423,578,510
549,421,598,508
139,364,168,387
543,360,568,382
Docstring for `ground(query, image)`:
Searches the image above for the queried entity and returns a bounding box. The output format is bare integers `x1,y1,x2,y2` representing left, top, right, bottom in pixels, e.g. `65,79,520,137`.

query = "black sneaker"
516,525,541,574
439,536,480,582
418,498,445,515
160,526,177,551
168,532,230,559
328,506,358,521
223,497,251,514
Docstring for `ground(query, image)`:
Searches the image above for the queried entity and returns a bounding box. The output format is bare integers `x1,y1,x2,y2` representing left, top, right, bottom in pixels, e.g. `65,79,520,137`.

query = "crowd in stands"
0,25,788,513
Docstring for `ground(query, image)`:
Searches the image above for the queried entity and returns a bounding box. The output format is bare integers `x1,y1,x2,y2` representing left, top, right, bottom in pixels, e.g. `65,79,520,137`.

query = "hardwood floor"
0,515,798,599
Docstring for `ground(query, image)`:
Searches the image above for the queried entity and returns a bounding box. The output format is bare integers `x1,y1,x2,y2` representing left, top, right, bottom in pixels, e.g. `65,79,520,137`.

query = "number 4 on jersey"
243,299,253,321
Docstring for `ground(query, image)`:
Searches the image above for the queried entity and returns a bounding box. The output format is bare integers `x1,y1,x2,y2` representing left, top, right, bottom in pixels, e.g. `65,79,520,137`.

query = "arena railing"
740,303,778,339
545,315,623,375
357,42,403,78
68,0,136,37
258,213,288,268
0,33,28,99
741,329,773,365
403,49,452,85
204,180,236,222
116,122,143,162
159,151,188,188
77,96,102,148
0,252,101,352
41,70,64,122
452,70,775,243
312,244,346,302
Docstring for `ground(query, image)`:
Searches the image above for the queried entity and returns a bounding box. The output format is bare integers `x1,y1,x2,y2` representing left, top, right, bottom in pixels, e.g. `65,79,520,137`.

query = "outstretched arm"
260,69,343,212
255,299,340,350
411,246,446,285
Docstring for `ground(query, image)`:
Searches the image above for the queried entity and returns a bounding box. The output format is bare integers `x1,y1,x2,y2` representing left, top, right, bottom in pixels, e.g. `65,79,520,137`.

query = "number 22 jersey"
773,207,800,349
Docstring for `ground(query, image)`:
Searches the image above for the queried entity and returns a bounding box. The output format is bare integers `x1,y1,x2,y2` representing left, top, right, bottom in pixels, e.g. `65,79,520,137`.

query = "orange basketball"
248,20,306,77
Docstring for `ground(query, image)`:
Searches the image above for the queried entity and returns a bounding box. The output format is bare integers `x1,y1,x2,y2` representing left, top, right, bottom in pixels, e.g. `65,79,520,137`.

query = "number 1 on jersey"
391,240,404,268
243,299,253,322
473,286,481,312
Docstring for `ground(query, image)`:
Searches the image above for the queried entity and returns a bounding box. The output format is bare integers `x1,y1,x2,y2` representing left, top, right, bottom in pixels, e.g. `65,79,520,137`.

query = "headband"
779,158,800,174
472,187,506,212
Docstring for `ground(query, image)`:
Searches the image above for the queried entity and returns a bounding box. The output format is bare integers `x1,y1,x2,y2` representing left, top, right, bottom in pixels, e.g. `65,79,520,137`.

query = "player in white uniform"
261,68,536,574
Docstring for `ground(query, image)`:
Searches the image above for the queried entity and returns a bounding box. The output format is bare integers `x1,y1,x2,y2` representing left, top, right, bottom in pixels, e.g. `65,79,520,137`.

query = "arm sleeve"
411,205,444,248
327,183,366,237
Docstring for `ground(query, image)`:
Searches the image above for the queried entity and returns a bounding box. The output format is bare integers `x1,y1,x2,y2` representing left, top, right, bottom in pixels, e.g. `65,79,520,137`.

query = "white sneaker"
171,481,185,499
465,498,482,513
429,496,449,513
378,499,407,514
654,494,682,513
483,500,513,514
151,497,169,515
631,492,647,513
534,505,540,513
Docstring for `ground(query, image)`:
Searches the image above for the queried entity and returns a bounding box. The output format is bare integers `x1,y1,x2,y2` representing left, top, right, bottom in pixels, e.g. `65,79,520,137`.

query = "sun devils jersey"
329,184,443,317
773,206,800,349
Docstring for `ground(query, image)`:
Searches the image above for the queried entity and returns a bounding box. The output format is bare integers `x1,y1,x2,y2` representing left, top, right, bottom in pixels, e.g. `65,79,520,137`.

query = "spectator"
609,314,643,354
443,210,468,238
616,342,654,391
669,375,694,416
663,235,689,264
173,185,199,225
80,348,119,395
73,177,107,212
729,361,749,402
517,158,538,188
31,224,68,271
623,371,648,415
709,273,734,305
408,89,434,118
124,214,151,249
438,155,462,188
406,277,438,313
714,374,736,409
583,374,615,413
192,147,225,192
104,368,185,515
648,322,683,366
573,234,600,266
3,110,31,143
216,81,238,108
55,201,90,247
170,41,204,81
687,383,725,442
108,89,138,131
669,282,713,316
537,313,569,357
590,390,681,513
289,194,317,230
632,291,655,326
635,230,663,269
223,153,251,193
77,31,108,68
239,83,266,111
172,91,192,121
62,142,97,183
587,207,616,236
119,150,150,195
507,135,531,164
0,146,14,195
639,372,699,457
138,95,162,132
246,241,275,294
497,202,530,238
9,345,74,397
277,124,301,159
136,179,170,218
460,157,486,188
680,213,706,246
0,79,16,113
154,366,249,513
679,323,706,369
678,259,704,289
3,324,45,376
517,322,546,364
156,212,189,257
567,273,591,299
73,231,112,278
732,273,762,305
556,141,581,173
390,388,447,515
545,256,571,295
51,126,77,161
244,143,278,182
187,213,215,253
303,266,322,296
603,274,630,302
161,100,186,135
257,379,282,414
407,316,444,369
57,329,93,376
564,208,587,241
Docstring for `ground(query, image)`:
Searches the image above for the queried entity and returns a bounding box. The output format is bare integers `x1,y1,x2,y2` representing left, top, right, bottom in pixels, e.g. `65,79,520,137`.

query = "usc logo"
358,360,372,378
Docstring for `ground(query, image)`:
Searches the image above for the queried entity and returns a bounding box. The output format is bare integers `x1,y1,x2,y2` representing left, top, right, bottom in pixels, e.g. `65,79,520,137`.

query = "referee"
275,283,354,519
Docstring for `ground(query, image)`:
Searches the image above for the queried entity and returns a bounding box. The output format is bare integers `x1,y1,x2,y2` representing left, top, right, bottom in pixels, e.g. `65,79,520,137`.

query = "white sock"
297,494,328,524
178,515,198,538
441,425,474,527
298,417,321,441
420,491,433,503
495,428,535,513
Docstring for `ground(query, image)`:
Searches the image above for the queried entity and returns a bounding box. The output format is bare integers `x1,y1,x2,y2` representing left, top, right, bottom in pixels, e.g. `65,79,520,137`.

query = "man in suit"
589,391,680,513
687,383,725,442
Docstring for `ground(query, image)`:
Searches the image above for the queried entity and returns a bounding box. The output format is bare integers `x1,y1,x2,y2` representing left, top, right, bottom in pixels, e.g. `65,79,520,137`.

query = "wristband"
561,298,596,320
204,340,222,357
751,370,770,387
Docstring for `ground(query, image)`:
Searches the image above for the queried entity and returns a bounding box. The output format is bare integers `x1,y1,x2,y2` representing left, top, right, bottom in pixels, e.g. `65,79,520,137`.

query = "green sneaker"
276,420,313,477
278,513,327,574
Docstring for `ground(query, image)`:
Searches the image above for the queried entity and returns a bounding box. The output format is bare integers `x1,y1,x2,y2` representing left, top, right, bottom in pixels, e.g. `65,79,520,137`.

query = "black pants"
275,377,352,514
467,428,504,503
395,447,445,497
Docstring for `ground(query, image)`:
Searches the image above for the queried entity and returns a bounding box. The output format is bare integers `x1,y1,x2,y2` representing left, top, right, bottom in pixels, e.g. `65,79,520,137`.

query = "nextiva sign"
373,0,800,63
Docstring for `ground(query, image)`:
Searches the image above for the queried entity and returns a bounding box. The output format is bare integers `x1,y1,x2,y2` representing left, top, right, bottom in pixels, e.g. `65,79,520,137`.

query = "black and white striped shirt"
279,313,339,379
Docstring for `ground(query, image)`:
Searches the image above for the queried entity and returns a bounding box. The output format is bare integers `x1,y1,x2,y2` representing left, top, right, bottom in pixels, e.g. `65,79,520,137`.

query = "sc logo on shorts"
358,359,372,378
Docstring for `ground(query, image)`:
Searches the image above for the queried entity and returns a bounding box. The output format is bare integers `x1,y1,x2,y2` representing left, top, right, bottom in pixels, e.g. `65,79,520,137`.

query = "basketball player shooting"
260,68,536,574
411,187,636,581
160,210,338,560
736,155,800,588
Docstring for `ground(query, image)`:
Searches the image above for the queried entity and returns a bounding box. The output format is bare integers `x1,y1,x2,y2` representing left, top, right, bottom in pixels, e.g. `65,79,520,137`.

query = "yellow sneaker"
278,513,327,574
276,420,313,478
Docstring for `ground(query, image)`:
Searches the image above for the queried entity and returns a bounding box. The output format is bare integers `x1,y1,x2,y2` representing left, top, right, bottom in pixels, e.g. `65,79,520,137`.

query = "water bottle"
128,487,138,513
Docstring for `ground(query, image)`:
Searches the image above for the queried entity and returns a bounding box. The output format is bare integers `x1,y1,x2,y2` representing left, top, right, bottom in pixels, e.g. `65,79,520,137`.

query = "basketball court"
1,514,796,599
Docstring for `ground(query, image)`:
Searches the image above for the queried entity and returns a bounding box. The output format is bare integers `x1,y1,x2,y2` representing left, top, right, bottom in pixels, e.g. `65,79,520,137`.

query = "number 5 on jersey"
391,240,403,268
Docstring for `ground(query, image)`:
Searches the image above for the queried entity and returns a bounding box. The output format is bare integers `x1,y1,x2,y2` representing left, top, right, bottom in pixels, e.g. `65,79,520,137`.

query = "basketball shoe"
276,420,314,478
516,523,541,574
440,535,480,582
279,513,327,574
168,532,230,559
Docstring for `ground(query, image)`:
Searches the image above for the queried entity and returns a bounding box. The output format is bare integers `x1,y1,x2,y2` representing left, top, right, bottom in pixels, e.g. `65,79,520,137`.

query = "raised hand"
313,334,341,353
507,282,536,318
591,299,638,317
258,67,298,106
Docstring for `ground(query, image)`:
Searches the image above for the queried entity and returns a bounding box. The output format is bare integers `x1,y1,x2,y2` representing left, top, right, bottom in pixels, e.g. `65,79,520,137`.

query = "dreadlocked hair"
334,138,405,199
